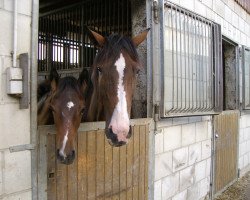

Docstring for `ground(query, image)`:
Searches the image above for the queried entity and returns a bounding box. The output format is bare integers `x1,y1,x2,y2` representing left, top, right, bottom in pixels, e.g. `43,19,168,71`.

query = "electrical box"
6,67,23,95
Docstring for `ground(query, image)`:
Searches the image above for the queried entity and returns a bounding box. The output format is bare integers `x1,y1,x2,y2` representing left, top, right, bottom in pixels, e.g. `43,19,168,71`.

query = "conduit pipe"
6,0,23,95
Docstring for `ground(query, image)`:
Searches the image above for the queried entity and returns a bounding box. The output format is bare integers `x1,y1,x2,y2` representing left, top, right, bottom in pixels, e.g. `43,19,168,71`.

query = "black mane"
94,34,139,64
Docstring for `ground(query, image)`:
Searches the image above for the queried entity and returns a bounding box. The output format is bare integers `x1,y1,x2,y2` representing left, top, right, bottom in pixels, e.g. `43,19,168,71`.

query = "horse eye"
97,67,102,73
49,105,55,112
80,108,85,115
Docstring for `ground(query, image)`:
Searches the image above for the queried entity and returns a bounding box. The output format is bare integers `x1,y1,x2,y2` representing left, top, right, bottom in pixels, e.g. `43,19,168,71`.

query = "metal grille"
38,0,131,80
162,2,222,117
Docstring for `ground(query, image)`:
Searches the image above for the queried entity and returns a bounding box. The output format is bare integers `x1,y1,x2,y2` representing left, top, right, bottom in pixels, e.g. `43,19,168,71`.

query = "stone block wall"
239,114,250,176
154,117,212,200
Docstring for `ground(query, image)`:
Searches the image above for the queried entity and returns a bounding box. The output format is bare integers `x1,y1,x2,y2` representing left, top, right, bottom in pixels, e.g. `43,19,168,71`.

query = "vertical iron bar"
200,21,205,111
178,8,183,112
175,7,178,111
198,19,201,111
186,12,191,112
171,5,174,112
183,10,187,112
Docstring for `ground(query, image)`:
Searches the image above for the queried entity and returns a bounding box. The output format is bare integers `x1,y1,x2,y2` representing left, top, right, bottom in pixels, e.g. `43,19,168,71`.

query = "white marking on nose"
67,101,74,110
59,120,70,158
108,53,130,141
59,130,68,158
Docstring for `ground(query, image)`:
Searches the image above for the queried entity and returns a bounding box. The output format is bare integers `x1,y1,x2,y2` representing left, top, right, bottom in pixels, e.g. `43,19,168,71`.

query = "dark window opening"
222,39,238,110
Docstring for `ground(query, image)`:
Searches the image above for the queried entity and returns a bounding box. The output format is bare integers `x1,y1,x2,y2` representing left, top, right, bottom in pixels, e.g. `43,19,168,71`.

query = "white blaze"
59,131,68,158
109,53,129,141
67,101,74,110
59,120,70,158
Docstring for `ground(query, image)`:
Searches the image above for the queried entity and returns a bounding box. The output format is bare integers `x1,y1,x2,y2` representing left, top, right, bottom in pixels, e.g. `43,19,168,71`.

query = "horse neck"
37,94,53,125
86,87,105,122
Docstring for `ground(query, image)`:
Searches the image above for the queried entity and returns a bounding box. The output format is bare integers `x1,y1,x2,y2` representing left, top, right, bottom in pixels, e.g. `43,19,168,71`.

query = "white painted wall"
0,0,32,199
154,0,250,199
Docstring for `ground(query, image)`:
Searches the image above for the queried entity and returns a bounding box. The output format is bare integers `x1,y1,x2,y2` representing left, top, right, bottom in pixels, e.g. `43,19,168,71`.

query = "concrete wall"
154,0,250,199
154,117,212,200
239,114,250,176
0,0,32,199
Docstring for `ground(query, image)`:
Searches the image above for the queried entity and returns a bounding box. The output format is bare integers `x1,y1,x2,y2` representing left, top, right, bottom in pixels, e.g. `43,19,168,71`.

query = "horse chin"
105,126,132,147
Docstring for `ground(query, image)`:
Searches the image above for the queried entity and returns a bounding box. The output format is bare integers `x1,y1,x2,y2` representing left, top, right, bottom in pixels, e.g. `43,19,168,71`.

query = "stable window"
161,2,222,117
242,47,250,109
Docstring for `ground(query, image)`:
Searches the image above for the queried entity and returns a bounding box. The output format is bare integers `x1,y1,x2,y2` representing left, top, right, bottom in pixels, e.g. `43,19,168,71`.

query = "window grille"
38,0,131,79
161,2,222,117
242,47,250,109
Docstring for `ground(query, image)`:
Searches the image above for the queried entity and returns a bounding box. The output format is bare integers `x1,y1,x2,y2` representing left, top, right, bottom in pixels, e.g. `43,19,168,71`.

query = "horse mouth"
105,126,132,147
56,149,75,165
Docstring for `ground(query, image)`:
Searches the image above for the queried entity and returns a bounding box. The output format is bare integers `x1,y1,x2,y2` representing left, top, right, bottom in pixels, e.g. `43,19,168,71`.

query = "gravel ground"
215,171,250,200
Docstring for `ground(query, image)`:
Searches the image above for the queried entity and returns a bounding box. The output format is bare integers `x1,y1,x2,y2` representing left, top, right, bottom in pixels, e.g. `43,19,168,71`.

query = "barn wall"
0,1,32,199
154,117,212,200
131,0,148,118
239,115,250,176
153,0,250,199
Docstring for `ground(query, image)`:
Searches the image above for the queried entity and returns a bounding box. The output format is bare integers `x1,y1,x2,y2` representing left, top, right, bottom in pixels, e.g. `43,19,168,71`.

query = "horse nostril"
127,126,132,139
71,150,75,158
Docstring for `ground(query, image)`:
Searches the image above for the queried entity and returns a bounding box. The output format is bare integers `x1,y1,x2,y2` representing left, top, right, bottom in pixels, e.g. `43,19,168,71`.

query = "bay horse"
86,28,149,147
38,68,88,165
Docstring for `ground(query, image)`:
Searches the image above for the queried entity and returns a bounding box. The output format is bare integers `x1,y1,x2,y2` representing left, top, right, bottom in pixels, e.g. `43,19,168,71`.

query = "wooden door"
38,118,153,200
214,111,239,194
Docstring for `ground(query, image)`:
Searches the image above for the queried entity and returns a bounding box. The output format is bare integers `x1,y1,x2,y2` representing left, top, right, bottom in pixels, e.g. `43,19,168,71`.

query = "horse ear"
132,28,150,47
49,67,59,92
78,69,90,94
87,28,106,47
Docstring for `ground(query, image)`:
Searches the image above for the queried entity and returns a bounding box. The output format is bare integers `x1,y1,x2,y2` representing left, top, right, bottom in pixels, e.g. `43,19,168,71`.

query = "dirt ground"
215,171,250,200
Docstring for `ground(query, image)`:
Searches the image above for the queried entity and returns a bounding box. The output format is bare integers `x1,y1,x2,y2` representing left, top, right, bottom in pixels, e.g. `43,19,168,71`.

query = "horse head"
38,68,88,165
87,28,149,147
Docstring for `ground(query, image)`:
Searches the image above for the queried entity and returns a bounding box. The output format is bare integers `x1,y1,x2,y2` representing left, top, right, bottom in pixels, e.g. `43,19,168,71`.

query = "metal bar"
175,8,178,112
183,10,187,112
171,5,174,112
31,0,39,199
187,12,191,112
191,13,195,112
178,8,182,112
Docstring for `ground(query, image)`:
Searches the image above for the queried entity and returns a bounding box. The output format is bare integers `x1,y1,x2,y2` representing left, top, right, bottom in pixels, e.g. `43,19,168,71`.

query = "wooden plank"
104,135,113,200
126,127,134,200
119,145,127,200
139,125,146,200
214,111,239,194
96,130,105,200
67,137,78,200
38,131,48,200
77,131,87,200
56,157,68,200
132,125,140,200
112,146,120,200
47,134,56,200
87,131,97,200
144,125,149,200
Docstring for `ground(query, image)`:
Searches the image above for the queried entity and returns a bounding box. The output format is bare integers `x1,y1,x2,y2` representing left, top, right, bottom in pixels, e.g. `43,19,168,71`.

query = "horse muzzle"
56,149,75,165
105,125,132,147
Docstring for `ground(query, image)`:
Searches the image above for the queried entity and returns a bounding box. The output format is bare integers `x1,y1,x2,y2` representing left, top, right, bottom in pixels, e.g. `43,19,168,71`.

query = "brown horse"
87,28,149,147
38,68,88,165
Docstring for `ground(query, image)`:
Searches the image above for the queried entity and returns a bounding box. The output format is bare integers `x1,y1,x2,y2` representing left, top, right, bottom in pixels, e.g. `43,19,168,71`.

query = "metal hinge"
153,0,159,23
154,104,160,122
239,47,242,58
9,144,35,153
